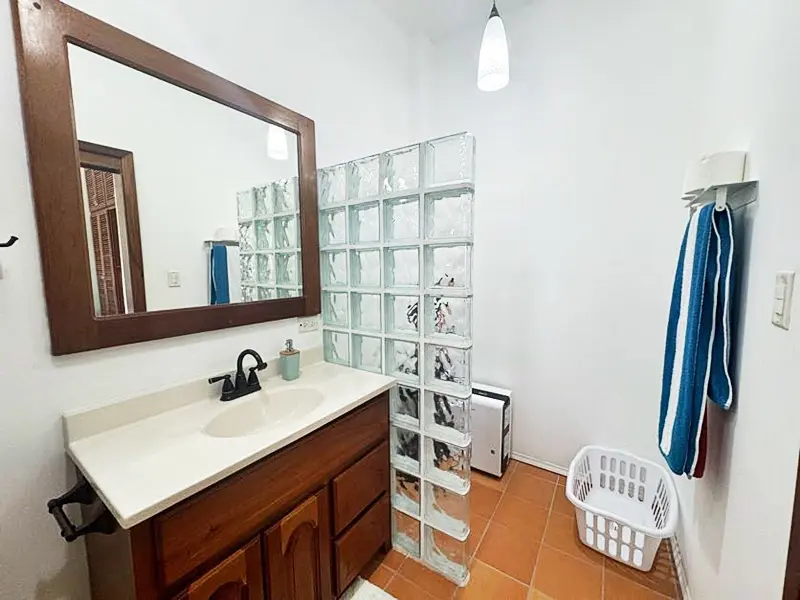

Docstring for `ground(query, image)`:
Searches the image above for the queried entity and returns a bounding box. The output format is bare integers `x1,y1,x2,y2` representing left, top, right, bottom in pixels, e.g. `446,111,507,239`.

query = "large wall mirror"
11,0,320,354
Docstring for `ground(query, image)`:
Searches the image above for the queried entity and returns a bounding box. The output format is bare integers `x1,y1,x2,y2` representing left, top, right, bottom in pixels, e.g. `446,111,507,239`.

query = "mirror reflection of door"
79,141,146,316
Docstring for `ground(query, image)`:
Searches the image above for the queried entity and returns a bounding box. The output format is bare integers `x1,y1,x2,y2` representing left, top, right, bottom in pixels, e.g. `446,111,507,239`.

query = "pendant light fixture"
267,124,289,160
477,1,510,91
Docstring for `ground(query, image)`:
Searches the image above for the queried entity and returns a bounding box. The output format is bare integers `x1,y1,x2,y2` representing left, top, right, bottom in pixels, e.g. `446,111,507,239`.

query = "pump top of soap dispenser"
281,338,298,355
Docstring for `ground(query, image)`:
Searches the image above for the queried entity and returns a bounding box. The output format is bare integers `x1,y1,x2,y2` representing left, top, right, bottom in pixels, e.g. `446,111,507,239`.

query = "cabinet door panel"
265,488,332,600
181,538,263,600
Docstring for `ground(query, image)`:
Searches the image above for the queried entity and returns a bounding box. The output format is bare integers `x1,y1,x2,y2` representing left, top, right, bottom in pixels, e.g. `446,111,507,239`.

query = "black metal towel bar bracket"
47,473,117,542
0,236,18,248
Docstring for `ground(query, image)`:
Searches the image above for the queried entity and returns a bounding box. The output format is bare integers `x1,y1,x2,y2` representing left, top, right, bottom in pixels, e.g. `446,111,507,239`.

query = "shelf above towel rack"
684,181,758,212
204,240,239,248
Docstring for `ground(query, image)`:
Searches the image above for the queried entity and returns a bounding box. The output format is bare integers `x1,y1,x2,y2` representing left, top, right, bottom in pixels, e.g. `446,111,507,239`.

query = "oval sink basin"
203,388,324,438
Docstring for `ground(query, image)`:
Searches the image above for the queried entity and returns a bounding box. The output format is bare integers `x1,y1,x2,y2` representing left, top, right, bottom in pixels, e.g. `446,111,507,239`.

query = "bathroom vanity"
58,362,395,600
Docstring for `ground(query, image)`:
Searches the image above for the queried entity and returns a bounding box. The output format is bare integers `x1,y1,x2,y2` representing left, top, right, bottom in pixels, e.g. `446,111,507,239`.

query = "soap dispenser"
280,339,300,381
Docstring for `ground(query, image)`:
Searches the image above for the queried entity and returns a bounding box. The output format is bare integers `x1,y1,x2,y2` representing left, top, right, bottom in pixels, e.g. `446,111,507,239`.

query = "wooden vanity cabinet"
84,392,390,600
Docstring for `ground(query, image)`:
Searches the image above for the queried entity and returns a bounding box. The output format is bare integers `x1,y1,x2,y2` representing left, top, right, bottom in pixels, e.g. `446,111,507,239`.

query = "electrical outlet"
298,315,320,333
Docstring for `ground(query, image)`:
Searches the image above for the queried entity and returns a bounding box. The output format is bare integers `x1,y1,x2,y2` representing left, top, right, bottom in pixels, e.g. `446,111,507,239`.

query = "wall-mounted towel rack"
0,236,18,248
681,151,758,213
684,181,758,213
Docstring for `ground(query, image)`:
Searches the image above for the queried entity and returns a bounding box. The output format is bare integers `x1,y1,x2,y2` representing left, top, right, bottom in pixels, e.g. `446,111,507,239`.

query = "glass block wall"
318,133,475,585
236,177,302,300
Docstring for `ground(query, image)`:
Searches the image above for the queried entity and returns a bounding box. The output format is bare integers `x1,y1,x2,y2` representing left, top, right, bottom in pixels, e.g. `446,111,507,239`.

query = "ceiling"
373,0,534,42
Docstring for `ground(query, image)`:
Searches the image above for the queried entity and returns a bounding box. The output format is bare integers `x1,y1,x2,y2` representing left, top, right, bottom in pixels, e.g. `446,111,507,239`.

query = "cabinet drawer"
333,494,390,596
332,441,389,534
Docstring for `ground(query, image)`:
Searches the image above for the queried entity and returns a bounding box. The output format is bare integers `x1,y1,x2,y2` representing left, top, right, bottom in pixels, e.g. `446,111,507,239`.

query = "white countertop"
64,361,395,529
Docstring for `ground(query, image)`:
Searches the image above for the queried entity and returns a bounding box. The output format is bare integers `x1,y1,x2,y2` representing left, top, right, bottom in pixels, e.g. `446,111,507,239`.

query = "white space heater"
470,383,512,477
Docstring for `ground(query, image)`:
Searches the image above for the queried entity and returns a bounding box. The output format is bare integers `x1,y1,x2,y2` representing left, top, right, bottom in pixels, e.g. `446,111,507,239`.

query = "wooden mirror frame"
10,0,321,355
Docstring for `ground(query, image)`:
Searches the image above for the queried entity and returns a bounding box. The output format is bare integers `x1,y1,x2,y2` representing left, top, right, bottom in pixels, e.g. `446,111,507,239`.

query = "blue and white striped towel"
659,204,735,478
209,244,242,305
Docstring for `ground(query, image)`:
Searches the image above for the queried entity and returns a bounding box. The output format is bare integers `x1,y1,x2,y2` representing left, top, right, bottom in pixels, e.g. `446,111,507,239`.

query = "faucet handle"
247,361,267,386
209,374,234,393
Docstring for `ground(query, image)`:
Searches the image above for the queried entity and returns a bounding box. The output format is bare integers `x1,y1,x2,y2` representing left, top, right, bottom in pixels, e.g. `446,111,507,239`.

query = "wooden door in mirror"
10,0,320,354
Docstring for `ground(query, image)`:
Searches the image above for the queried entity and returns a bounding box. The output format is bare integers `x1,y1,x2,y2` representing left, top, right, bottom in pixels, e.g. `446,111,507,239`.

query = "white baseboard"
511,451,569,477
669,536,691,600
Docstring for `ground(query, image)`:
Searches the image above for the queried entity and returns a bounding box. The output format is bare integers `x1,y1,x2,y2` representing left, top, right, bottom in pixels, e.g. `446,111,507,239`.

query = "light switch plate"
298,315,320,333
167,270,181,288
772,271,795,330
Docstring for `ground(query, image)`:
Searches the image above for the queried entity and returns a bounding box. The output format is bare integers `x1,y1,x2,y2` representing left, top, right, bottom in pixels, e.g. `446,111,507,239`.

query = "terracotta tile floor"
362,460,682,600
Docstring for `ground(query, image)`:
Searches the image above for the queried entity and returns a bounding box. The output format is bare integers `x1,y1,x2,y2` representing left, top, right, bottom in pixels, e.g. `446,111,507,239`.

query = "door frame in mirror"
10,0,321,355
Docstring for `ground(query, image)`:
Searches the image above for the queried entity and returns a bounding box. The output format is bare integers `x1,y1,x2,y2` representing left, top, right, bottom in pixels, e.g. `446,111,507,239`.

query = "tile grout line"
476,558,535,588
451,465,512,600
527,475,557,597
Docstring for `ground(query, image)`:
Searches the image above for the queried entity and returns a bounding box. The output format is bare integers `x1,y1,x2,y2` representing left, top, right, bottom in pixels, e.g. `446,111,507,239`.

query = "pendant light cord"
489,1,500,19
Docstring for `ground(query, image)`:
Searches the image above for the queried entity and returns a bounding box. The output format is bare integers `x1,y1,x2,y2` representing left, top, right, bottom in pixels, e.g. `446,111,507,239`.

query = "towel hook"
714,187,728,212
0,236,18,248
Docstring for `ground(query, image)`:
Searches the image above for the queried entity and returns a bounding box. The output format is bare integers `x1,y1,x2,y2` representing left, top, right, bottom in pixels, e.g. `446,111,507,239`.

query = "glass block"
393,509,420,558
424,189,473,239
424,244,472,291
237,189,254,219
349,201,380,244
385,247,419,288
240,253,255,284
424,525,468,585
393,468,421,516
274,178,298,213
384,195,420,242
424,391,471,446
322,291,348,328
385,294,420,335
320,207,347,247
424,481,469,539
277,287,300,298
257,286,276,301
351,292,382,332
275,215,298,249
425,133,475,188
385,338,420,383
256,253,276,285
350,249,382,288
391,385,420,428
424,436,471,494
276,252,299,285
323,329,349,366
242,286,256,302
238,221,255,252
425,295,472,342
321,250,347,288
255,219,273,250
425,343,471,395
392,425,420,474
254,185,274,217
382,144,420,193
318,164,346,206
347,155,380,200
352,333,382,373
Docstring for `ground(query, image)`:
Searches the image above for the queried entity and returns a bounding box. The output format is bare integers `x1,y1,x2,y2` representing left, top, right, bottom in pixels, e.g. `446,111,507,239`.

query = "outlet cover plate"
298,315,320,333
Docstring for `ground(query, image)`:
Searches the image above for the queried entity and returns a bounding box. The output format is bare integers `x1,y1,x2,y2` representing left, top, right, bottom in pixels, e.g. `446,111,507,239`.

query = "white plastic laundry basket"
566,446,679,572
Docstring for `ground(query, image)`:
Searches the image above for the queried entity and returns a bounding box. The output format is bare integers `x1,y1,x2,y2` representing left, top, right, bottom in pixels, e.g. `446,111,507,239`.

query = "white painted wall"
70,44,299,311
423,1,799,598
672,0,800,597
423,0,712,468
0,1,420,597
